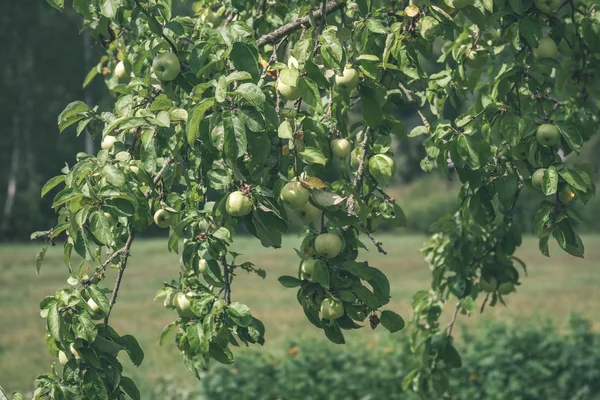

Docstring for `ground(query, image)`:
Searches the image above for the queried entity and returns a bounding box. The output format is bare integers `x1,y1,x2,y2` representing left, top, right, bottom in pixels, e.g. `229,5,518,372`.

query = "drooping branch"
347,127,371,216
256,1,344,47
104,156,173,324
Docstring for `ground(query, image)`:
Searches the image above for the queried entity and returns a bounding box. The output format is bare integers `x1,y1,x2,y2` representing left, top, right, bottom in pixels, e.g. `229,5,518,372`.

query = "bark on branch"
256,1,344,47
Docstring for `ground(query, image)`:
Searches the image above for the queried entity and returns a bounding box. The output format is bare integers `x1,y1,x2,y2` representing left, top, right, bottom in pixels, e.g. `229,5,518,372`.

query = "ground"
1,234,599,394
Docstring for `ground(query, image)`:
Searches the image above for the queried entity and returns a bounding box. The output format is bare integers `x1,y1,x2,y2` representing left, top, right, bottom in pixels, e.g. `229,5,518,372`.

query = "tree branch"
134,0,178,53
256,1,344,47
347,127,370,216
398,82,430,131
104,156,173,324
446,301,461,337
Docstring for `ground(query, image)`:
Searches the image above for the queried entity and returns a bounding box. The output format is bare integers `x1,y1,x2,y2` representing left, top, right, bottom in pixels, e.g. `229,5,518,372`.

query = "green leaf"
119,377,140,400
409,126,428,137
41,175,65,198
278,276,301,288
215,75,228,103
58,101,90,132
89,211,114,246
36,247,48,276
323,321,345,344
299,146,327,165
278,120,294,139
187,98,215,146
223,112,247,161
226,71,253,84
319,31,344,70
519,16,541,47
119,335,145,367
234,83,266,109
47,303,61,342
457,133,490,170
101,0,118,18
369,155,393,186
313,260,330,289
298,78,323,112
83,369,109,400
46,0,64,11
542,166,558,196
359,86,383,127
102,165,126,188
209,343,234,364
227,302,253,327
509,0,524,15
141,128,157,174
366,19,387,34
380,310,405,333
160,322,177,346
559,168,591,192
230,42,260,80
555,120,583,154
88,285,110,314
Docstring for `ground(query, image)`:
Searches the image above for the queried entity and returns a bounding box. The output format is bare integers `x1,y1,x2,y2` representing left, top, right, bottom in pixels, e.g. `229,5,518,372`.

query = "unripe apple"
320,298,344,320
535,37,558,60
226,191,253,217
350,147,365,170
277,79,300,101
58,350,69,365
154,209,174,228
203,9,220,26
280,182,310,210
198,259,208,274
331,138,352,158
498,281,515,295
479,277,498,293
335,66,359,91
114,61,127,79
534,0,562,14
152,52,181,81
531,168,546,190
300,259,318,283
465,50,488,69
536,124,561,147
87,298,101,313
559,184,576,204
101,136,117,150
176,292,195,318
314,233,343,258
70,343,81,359
368,154,396,185
296,201,322,223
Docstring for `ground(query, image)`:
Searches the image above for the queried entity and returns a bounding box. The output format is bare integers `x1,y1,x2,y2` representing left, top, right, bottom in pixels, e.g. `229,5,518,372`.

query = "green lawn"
1,234,599,396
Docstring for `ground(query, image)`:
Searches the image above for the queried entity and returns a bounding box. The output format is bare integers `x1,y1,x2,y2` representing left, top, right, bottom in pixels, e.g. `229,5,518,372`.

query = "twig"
446,301,461,337
104,156,173,325
222,257,232,305
256,1,345,47
134,0,178,53
398,82,430,131
347,127,370,216
362,225,387,255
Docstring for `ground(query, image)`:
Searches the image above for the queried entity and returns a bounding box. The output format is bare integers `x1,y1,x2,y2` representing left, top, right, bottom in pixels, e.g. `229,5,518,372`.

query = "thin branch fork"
256,0,345,47
104,156,173,324
446,301,461,337
398,82,430,131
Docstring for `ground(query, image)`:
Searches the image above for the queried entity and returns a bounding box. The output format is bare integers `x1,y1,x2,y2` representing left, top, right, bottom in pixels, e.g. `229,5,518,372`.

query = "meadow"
1,234,599,395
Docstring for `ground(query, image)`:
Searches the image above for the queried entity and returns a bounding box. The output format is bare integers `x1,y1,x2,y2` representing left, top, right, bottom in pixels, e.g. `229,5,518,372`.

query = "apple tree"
6,0,599,398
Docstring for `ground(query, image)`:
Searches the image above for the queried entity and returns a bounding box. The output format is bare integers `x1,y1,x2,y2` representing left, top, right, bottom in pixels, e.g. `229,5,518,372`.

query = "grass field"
1,234,599,396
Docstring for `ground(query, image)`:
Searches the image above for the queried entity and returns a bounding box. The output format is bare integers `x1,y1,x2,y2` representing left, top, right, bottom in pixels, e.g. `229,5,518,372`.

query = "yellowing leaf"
302,177,327,189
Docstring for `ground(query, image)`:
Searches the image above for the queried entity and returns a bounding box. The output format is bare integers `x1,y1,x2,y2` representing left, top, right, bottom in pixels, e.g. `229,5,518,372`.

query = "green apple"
203,9,220,27
175,292,195,318
335,66,359,91
331,138,352,158
277,79,300,101
70,343,81,359
152,52,181,81
536,124,561,147
479,277,498,293
314,233,343,258
498,281,515,295
58,350,69,365
368,154,396,185
300,259,318,283
320,298,344,320
101,136,117,150
296,201,322,223
87,298,101,313
531,168,546,190
280,182,310,210
350,147,365,170
226,191,253,217
534,0,562,14
154,209,174,228
535,37,558,59
114,61,127,79
559,184,576,204
198,259,208,274
558,38,573,56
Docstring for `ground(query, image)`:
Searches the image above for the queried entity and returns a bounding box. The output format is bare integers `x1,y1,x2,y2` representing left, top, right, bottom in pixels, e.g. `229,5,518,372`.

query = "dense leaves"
26,0,600,397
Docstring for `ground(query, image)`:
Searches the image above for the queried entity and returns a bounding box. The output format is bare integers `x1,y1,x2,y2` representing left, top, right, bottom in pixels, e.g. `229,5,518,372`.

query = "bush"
150,315,600,399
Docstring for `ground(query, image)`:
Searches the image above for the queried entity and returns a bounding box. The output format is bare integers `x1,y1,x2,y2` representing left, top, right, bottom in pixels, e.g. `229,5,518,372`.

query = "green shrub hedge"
151,315,600,399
